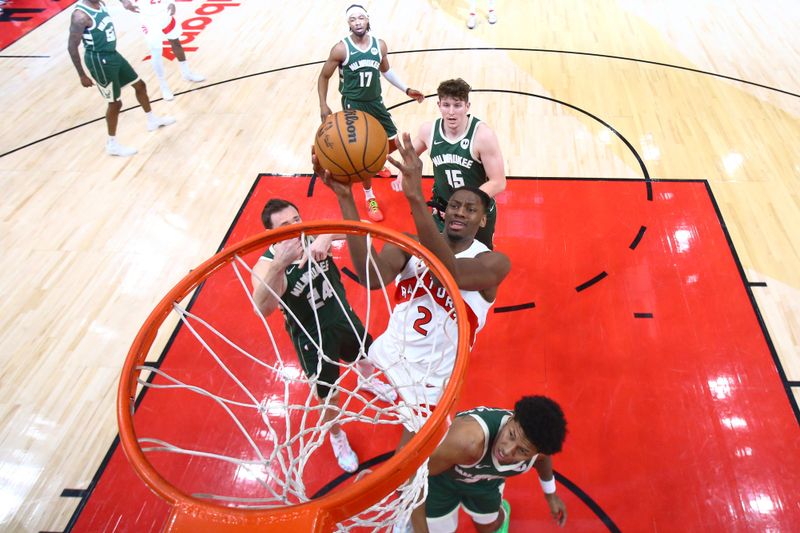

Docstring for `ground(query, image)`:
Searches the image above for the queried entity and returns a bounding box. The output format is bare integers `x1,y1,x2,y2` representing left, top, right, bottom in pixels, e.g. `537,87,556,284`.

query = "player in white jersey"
121,0,204,100
315,133,511,435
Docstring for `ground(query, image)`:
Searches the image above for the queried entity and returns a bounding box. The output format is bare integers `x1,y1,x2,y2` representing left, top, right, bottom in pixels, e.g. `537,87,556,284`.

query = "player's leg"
296,332,359,472
462,482,509,533
339,323,397,402
488,0,497,24
168,39,205,82
467,0,477,28
425,475,463,533
90,52,136,156
162,16,205,83
125,53,177,133
142,21,174,100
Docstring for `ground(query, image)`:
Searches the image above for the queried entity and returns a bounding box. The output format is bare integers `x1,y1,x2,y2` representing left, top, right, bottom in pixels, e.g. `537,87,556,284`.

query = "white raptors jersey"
368,239,494,410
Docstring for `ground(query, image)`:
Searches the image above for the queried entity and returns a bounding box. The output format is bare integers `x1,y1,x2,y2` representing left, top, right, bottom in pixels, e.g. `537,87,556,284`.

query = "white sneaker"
183,71,205,82
159,81,174,101
358,375,398,403
106,140,137,157
467,14,476,29
488,10,497,24
330,431,358,473
147,115,176,132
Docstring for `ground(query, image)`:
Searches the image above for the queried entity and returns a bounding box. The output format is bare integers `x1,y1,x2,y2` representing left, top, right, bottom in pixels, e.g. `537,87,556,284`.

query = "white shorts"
367,333,456,431
426,502,502,533
141,14,181,47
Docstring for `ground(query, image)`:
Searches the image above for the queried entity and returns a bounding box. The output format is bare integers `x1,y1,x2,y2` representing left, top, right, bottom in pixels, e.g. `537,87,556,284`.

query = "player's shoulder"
451,415,488,458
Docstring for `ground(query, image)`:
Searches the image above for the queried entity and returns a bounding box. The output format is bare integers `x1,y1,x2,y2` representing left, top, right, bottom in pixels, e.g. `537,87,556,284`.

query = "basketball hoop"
117,221,471,531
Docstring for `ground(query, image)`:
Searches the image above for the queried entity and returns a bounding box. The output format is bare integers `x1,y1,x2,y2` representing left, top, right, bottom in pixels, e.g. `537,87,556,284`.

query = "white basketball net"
131,229,463,531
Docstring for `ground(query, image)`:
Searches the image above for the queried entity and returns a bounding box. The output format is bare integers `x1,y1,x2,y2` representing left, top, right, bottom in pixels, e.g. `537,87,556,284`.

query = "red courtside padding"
70,175,800,532
0,0,78,51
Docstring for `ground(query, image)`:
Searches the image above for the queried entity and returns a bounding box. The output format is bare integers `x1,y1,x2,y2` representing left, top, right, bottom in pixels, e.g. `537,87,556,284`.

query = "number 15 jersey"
429,115,490,208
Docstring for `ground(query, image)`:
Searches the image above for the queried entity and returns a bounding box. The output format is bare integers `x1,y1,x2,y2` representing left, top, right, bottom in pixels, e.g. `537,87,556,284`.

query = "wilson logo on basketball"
344,110,359,144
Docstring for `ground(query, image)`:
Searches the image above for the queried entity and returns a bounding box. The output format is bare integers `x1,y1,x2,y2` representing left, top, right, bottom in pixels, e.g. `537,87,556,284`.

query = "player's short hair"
514,396,567,455
261,198,299,229
452,186,491,214
346,4,371,31
437,78,472,102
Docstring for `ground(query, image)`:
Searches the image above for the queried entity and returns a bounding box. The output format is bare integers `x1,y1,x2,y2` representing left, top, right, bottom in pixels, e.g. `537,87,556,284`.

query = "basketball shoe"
106,139,137,157
497,500,511,533
488,10,497,24
147,114,177,132
182,71,205,82
159,81,174,101
330,430,358,473
366,198,384,222
467,13,477,29
376,166,392,179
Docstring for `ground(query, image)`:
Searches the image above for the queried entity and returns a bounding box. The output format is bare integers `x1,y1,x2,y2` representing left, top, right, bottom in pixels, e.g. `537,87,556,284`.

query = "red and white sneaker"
366,198,384,222
376,166,392,179
330,431,358,473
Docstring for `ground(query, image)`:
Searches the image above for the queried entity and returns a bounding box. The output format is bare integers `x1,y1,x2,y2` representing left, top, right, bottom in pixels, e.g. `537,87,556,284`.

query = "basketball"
314,110,389,184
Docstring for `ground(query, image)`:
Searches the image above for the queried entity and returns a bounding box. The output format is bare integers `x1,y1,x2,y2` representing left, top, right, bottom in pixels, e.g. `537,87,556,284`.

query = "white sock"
178,60,191,76
363,187,375,200
108,136,116,144
150,47,166,81
488,0,496,10
146,111,155,121
469,0,476,12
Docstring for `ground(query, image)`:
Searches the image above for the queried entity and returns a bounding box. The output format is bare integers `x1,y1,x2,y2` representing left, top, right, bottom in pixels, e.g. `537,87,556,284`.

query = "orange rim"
116,220,471,530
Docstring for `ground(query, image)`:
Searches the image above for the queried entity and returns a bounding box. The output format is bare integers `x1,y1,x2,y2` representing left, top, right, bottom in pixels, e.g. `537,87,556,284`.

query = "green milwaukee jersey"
339,35,382,102
430,116,492,208
75,1,117,54
442,407,539,488
262,243,362,343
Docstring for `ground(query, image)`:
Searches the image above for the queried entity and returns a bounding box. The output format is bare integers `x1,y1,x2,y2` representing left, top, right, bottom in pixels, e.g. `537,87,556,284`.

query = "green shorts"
432,198,497,250
341,96,398,140
292,320,373,398
84,51,138,102
426,473,505,518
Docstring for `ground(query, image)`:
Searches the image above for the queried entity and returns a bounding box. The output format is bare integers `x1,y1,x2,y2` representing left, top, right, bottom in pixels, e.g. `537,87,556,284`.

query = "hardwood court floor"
1,1,799,531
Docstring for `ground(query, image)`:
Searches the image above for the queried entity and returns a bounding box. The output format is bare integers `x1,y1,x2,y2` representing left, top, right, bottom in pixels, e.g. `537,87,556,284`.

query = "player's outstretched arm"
250,238,303,316
476,124,506,198
533,455,567,527
389,133,460,274
67,11,93,87
119,0,140,13
317,43,345,122
391,122,432,192
378,40,425,103
312,148,408,287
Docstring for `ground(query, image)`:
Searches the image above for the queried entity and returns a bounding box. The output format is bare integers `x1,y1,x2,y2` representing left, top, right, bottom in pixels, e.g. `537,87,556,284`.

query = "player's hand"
168,3,176,16
312,146,352,197
79,74,94,88
320,104,332,123
545,493,567,527
390,174,403,192
120,0,140,13
387,132,424,202
407,88,425,103
301,234,332,267
272,238,304,269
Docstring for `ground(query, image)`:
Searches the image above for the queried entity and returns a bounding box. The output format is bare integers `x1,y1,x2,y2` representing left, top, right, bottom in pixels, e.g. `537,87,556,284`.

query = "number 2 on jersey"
413,305,433,336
